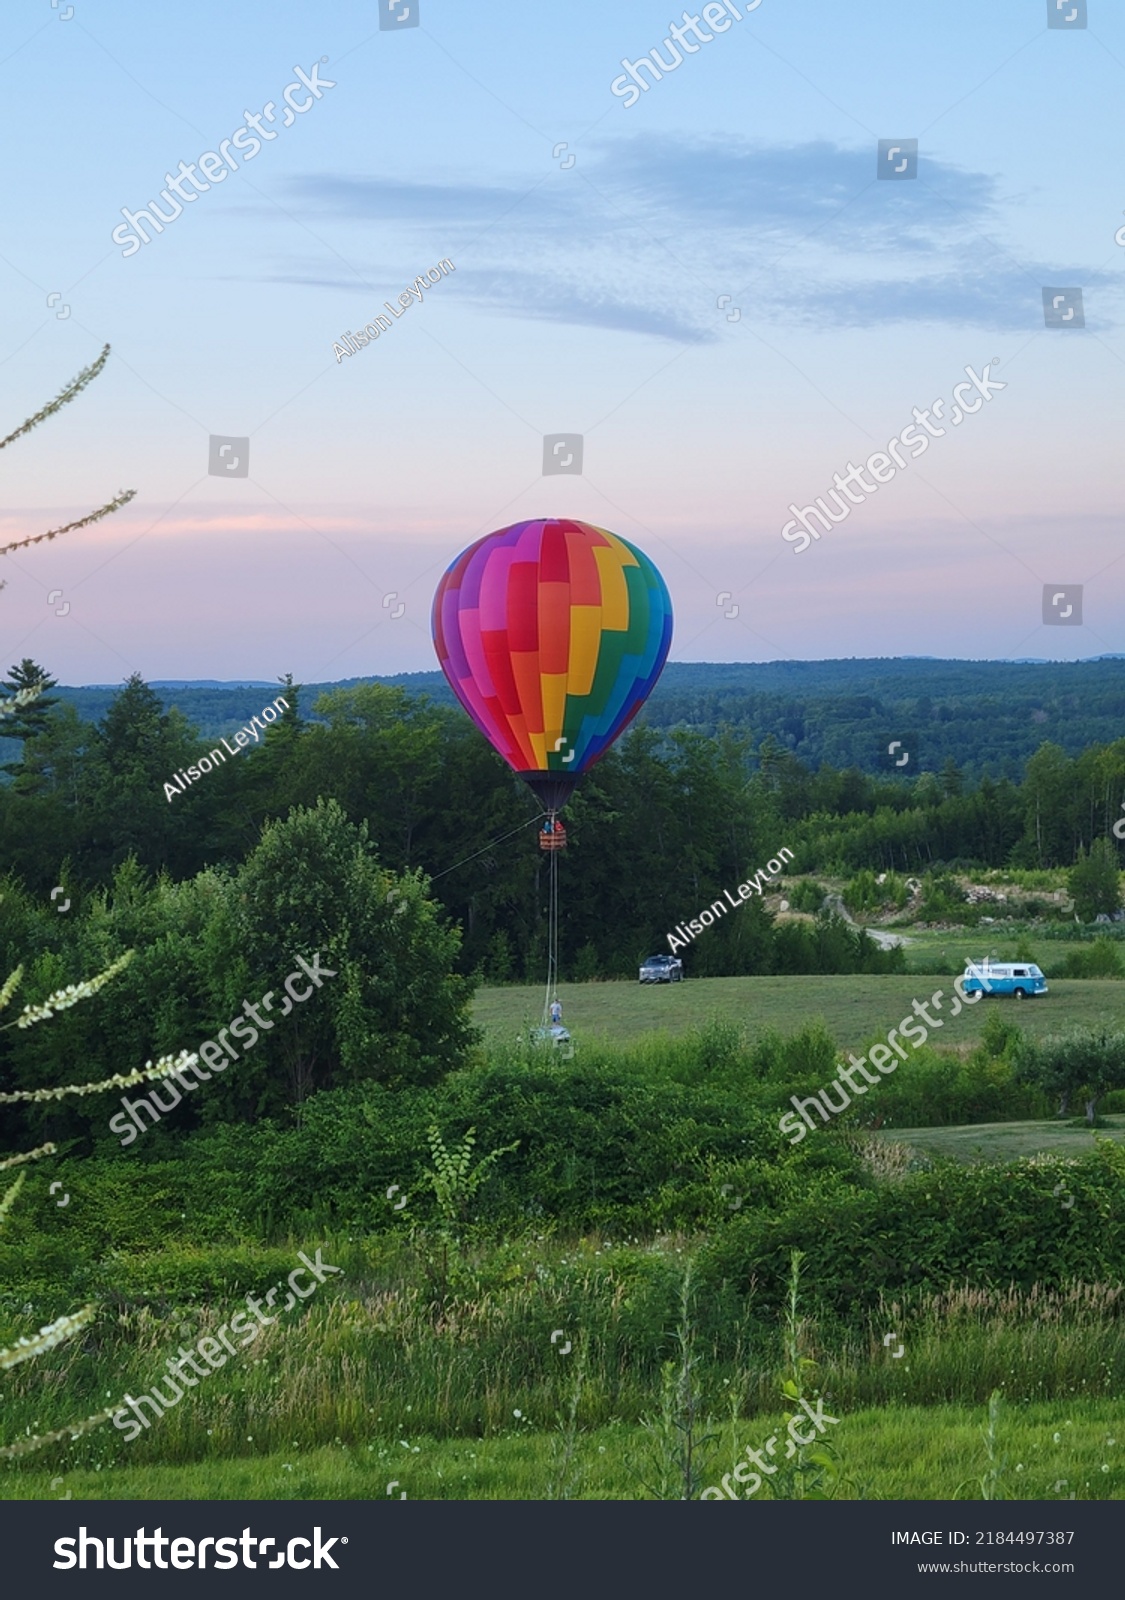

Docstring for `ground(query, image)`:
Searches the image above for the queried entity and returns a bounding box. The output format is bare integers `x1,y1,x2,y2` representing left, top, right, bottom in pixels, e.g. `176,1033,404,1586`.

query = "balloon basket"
539,821,567,851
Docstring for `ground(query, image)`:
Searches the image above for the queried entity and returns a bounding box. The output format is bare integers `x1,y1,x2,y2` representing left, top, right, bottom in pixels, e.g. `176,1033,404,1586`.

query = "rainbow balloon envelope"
432,518,673,811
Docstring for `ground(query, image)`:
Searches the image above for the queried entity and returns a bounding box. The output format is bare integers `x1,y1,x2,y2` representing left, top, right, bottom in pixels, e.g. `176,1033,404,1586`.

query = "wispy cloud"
269,137,1106,340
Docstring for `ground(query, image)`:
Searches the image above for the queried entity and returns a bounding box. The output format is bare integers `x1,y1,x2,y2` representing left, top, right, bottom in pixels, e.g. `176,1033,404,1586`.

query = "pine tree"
0,660,59,773
940,756,964,798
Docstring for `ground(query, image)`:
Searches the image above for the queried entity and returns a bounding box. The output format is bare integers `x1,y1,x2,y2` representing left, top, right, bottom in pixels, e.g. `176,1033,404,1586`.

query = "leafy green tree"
1022,743,1077,868
68,861,238,1120
221,798,477,1111
1014,1028,1125,1124
918,871,972,923
1068,839,1121,923
304,683,447,862
756,735,812,820
415,1123,519,1306
1072,737,1125,855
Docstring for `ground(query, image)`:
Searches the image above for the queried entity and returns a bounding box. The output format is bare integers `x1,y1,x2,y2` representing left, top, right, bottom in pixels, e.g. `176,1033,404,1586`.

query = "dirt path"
825,892,914,949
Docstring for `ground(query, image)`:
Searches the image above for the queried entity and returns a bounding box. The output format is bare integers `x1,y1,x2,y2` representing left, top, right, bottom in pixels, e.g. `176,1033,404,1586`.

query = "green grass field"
473,975,1125,1053
895,927,1112,974
879,1117,1125,1163
5,1401,1121,1500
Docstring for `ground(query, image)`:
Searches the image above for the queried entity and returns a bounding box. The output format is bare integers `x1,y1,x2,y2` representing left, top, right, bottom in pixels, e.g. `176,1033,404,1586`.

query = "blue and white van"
960,961,1048,1000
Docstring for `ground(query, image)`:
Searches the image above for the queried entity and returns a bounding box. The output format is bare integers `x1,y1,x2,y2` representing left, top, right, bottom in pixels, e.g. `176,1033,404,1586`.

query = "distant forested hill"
20,656,1125,781
639,658,1125,780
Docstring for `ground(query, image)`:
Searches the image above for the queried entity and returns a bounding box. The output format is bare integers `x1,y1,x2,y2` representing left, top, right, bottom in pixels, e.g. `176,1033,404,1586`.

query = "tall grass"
4,1234,1123,1481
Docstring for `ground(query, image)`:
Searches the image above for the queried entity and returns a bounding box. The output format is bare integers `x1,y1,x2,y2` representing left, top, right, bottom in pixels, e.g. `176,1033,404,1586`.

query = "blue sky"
2,0,1124,684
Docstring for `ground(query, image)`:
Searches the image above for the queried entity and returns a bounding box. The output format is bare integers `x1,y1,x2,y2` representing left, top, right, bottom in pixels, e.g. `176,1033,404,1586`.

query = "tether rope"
427,811,547,881
541,823,560,1026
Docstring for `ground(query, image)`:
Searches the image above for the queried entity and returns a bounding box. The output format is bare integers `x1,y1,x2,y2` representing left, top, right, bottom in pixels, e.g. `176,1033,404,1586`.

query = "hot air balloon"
431,518,674,824
433,518,672,1032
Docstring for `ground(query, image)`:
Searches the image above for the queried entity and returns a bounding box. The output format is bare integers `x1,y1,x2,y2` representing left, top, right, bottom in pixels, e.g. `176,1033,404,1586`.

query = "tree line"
2,661,1125,987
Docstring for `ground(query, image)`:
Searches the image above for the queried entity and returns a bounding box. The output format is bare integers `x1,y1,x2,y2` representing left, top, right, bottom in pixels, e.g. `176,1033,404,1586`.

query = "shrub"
570,943,602,983
851,1044,1047,1129
748,1023,840,1090
183,1065,800,1237
842,870,881,915
1057,939,1124,979
786,880,826,914
699,1143,1125,1315
918,872,978,925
